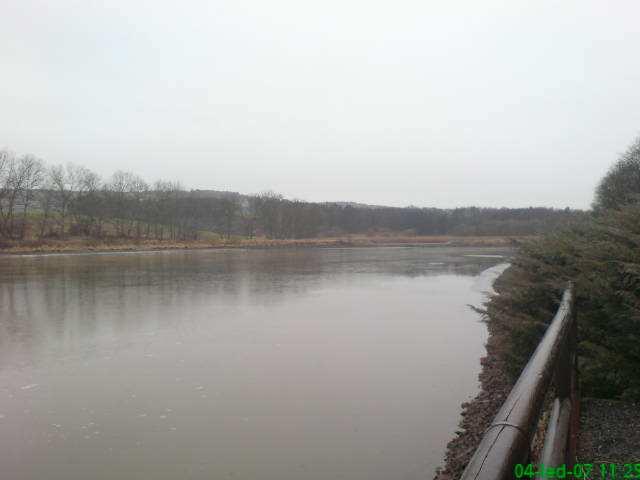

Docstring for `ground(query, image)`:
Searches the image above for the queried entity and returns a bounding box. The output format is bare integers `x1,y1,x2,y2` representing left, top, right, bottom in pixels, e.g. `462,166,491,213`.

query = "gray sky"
2,0,639,208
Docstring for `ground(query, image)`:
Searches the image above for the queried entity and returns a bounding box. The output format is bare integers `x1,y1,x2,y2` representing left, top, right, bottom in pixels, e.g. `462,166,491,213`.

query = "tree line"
0,148,584,242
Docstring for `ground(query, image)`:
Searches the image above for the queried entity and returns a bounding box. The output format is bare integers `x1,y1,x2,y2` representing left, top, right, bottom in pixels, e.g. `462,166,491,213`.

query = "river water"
0,246,510,480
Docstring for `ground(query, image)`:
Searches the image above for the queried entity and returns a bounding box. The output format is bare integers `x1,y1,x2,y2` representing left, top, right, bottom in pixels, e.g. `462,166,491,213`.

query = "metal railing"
460,286,579,480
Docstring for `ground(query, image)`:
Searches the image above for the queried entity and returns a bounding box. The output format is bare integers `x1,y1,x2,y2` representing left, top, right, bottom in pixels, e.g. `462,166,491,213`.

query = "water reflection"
0,247,507,366
0,246,510,480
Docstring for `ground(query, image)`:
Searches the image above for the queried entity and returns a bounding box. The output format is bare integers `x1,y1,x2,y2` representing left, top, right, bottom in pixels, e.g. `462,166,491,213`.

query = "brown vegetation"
0,234,523,255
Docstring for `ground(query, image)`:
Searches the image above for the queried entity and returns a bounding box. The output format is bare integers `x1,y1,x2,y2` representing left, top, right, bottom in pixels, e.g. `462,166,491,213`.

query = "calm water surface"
0,246,510,480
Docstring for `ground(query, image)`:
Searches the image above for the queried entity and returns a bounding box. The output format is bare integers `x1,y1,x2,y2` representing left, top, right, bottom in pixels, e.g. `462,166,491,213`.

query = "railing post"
540,283,576,467
567,302,580,465
554,334,572,399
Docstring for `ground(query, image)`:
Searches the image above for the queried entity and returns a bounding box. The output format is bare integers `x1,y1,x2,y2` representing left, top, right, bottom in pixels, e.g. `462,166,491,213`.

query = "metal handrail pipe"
459,286,574,480
540,397,572,466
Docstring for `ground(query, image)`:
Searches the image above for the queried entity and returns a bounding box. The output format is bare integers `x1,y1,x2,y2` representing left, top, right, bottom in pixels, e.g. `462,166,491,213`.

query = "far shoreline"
0,235,522,257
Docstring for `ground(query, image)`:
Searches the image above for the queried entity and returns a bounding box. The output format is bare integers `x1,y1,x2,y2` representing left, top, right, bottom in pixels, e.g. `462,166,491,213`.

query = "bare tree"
130,175,149,240
17,155,44,239
0,149,16,238
48,164,80,236
254,191,284,239
107,170,136,237
218,197,240,239
37,185,57,239
242,197,258,238
0,151,43,238
68,167,103,236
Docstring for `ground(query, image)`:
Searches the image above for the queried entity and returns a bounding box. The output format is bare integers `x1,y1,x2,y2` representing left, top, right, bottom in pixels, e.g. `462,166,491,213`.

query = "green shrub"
486,205,640,400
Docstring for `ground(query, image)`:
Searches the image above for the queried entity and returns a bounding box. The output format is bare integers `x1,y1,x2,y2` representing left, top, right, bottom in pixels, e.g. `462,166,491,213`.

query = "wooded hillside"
0,149,584,243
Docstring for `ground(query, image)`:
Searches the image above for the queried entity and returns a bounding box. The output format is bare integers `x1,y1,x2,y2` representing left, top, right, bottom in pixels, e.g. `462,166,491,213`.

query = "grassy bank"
0,234,523,255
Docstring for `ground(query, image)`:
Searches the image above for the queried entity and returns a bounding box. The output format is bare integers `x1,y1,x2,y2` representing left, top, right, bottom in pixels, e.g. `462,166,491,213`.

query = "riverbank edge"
433,268,514,480
0,235,524,256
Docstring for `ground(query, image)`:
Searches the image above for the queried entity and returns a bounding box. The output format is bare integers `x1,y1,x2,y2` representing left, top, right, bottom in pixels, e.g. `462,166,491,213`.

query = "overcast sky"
2,0,639,209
